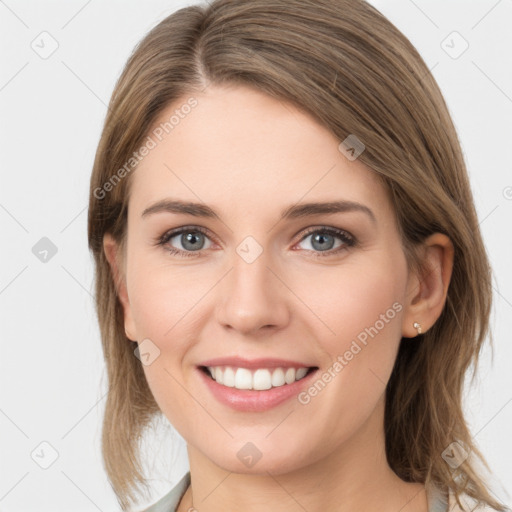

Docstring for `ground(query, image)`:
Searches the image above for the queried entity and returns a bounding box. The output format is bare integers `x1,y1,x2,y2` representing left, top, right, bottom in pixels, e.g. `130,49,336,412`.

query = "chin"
201,438,316,476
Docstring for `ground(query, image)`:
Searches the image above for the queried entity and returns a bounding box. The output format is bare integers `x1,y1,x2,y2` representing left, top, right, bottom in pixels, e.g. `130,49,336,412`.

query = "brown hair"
87,0,507,510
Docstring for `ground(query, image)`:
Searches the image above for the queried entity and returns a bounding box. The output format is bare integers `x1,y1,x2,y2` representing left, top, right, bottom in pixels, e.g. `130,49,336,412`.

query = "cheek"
126,263,205,429
126,249,201,340
293,256,407,434
295,257,405,382
295,257,405,352
124,248,220,399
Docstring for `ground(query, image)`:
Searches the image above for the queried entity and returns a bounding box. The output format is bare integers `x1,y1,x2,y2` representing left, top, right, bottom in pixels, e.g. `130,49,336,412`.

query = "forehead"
130,84,391,219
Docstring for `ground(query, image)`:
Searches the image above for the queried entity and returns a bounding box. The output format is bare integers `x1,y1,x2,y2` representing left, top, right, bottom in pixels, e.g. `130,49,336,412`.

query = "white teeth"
271,368,285,387
285,367,295,384
223,366,235,387
235,368,253,389
205,365,312,390
253,369,272,390
295,367,308,380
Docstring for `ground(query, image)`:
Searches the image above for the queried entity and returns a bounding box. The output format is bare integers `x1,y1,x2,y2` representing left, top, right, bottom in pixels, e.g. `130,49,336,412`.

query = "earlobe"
402,233,454,338
102,233,137,341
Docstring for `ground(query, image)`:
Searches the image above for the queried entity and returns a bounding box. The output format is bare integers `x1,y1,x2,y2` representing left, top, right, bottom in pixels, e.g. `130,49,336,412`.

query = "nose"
215,248,290,336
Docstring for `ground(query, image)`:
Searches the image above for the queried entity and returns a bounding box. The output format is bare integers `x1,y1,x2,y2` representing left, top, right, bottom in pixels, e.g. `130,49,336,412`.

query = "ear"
103,233,137,341
401,233,454,338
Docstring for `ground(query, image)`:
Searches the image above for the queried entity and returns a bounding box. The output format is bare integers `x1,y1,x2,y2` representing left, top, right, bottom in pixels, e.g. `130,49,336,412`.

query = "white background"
0,0,511,510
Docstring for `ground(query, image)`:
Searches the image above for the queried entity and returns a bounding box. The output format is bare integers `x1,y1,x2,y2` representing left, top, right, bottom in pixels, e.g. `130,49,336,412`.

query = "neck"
178,397,428,512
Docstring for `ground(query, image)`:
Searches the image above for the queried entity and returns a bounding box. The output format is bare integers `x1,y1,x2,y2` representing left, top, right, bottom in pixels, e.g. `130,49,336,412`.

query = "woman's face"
113,84,416,474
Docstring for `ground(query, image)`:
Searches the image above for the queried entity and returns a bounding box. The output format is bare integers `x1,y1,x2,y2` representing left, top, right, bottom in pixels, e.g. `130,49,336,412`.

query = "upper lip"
198,356,317,370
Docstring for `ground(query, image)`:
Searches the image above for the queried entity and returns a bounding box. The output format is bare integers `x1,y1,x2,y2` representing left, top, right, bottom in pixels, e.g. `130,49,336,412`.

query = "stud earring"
413,321,422,335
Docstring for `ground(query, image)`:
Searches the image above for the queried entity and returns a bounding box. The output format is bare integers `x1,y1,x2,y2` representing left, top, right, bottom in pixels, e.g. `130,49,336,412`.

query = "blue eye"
297,227,355,257
156,225,356,258
158,226,212,258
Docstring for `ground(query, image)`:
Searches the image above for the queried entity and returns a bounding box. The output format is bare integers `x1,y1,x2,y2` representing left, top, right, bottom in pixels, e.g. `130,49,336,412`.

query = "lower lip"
197,367,318,412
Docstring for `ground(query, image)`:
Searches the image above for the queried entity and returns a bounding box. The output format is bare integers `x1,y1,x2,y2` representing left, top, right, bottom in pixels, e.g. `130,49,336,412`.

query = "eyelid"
156,224,212,242
293,226,356,257
296,225,355,245
156,224,357,258
154,225,215,259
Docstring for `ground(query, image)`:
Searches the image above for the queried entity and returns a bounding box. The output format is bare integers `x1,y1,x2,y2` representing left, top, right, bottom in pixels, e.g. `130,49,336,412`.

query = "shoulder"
448,488,506,512
140,471,191,512
428,482,506,512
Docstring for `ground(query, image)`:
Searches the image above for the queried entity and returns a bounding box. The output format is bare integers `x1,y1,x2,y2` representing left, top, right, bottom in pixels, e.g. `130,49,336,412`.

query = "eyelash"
155,225,357,259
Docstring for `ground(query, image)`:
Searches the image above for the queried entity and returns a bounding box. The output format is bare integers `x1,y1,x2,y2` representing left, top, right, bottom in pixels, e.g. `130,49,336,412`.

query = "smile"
201,365,316,390
197,363,320,412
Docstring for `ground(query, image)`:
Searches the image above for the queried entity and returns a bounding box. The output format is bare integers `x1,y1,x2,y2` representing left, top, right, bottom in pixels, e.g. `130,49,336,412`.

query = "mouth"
197,363,320,412
198,365,318,391
195,355,320,411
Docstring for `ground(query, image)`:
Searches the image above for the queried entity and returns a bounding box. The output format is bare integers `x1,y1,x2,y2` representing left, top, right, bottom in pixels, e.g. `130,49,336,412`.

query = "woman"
87,1,509,511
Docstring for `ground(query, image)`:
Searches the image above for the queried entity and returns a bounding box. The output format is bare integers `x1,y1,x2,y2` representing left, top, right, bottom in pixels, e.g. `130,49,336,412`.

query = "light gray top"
141,471,477,512
141,471,191,512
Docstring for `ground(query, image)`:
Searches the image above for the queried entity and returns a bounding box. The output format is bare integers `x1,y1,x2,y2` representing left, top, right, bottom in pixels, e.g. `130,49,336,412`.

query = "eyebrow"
141,199,376,224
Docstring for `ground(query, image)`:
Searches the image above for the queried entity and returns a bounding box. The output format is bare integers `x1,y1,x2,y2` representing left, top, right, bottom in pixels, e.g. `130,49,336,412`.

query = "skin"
104,84,454,512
